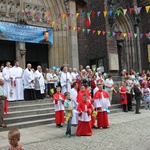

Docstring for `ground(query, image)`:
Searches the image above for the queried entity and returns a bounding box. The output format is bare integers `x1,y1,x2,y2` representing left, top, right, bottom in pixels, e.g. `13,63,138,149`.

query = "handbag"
121,96,125,100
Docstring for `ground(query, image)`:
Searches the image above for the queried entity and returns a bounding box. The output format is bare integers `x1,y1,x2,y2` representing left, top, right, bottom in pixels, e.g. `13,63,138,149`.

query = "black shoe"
92,126,98,129
135,112,141,114
59,124,63,127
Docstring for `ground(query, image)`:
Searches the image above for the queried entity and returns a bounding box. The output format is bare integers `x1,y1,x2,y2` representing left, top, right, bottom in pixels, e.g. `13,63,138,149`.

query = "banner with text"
0,22,53,44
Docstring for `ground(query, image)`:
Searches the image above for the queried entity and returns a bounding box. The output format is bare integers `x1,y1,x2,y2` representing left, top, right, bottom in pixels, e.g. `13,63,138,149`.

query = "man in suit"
134,83,142,114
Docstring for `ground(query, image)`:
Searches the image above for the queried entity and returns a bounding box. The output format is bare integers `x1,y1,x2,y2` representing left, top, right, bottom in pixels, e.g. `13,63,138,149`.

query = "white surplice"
60,72,72,94
2,67,15,101
23,68,35,89
70,88,78,125
34,70,45,94
12,66,24,100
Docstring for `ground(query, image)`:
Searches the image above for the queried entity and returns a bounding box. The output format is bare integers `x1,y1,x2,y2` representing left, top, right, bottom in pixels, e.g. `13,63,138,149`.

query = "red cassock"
52,92,65,124
120,86,127,105
94,90,110,128
76,101,93,136
91,79,96,90
77,90,90,103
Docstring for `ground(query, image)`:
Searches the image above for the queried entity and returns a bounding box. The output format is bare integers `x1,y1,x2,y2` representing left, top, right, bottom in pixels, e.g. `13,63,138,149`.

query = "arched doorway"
115,8,137,72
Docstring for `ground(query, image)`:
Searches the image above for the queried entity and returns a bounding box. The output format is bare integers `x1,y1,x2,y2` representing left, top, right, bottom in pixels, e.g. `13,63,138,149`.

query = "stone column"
67,0,79,68
16,42,26,69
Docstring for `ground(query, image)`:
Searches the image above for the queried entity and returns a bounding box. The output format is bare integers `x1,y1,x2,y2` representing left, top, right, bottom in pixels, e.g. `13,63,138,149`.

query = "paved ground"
1,108,150,150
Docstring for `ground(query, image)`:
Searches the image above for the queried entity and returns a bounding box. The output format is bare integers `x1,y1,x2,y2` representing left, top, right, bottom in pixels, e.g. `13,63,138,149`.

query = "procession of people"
0,61,150,138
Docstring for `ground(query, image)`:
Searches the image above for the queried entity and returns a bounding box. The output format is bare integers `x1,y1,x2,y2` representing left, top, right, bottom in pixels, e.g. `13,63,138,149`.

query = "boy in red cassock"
53,86,65,128
76,93,93,136
94,83,111,129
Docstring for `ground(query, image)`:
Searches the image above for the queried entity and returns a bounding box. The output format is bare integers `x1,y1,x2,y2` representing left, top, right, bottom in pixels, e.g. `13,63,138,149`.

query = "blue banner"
0,21,53,44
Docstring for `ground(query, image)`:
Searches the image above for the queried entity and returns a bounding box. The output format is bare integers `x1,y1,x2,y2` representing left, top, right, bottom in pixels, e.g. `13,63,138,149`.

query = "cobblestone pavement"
1,109,150,150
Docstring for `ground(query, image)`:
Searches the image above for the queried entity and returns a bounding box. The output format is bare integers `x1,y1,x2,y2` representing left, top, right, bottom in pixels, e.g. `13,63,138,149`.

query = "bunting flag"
82,28,85,33
78,27,81,32
107,32,111,36
137,7,142,14
76,13,79,18
97,11,101,17
102,31,106,35
145,33,149,38
52,21,55,27
140,33,143,38
62,14,66,18
73,26,76,30
116,9,121,16
128,33,133,38
145,6,150,13
92,30,96,34
82,12,85,17
87,29,91,33
112,32,116,37
97,30,101,35
129,8,134,14
123,9,127,15
103,11,107,17
86,12,91,27
92,11,96,17
134,33,138,38
109,10,113,16
123,33,127,37
67,13,70,17
118,32,122,37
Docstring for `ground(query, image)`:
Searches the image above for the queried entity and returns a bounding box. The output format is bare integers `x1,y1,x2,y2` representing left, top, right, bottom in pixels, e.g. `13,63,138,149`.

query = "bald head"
37,66,42,72
27,64,32,69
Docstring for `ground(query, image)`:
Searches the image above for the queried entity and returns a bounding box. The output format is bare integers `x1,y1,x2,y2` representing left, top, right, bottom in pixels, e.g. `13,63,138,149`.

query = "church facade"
78,0,150,73
0,0,149,73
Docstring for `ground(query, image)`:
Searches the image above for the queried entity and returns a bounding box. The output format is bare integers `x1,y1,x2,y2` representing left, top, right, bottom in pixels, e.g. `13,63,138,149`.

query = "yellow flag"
123,33,127,37
65,111,72,122
145,6,150,13
76,13,79,18
45,13,48,17
98,30,101,35
52,21,55,27
103,11,107,17
73,26,76,30
62,14,66,18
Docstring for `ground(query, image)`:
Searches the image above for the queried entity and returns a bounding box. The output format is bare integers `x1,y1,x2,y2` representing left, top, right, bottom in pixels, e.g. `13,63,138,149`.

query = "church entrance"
26,43,48,71
0,40,16,67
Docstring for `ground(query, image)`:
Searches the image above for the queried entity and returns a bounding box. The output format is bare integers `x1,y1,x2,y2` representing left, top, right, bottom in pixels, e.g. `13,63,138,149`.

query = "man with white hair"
23,64,36,100
71,68,78,82
86,65,90,73
34,65,45,99
60,67,72,94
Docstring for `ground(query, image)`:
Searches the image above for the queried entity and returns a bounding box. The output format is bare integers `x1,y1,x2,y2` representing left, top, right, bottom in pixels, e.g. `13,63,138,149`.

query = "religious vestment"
2,67,15,101
11,66,24,101
34,70,45,99
76,101,93,136
77,90,90,103
60,72,72,94
53,92,65,125
70,88,78,125
94,90,110,128
23,68,36,100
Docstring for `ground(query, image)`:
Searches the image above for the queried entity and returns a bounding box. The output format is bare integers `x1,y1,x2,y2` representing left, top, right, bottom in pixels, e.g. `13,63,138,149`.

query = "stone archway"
115,8,137,72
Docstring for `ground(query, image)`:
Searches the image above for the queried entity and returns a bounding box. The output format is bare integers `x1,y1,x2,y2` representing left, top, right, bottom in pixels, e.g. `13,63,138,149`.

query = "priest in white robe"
70,82,78,125
12,60,24,101
60,67,72,94
34,66,45,99
23,64,36,100
2,62,15,101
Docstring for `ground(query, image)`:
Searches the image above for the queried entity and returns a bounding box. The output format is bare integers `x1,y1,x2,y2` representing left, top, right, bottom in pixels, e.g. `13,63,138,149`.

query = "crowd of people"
0,60,150,140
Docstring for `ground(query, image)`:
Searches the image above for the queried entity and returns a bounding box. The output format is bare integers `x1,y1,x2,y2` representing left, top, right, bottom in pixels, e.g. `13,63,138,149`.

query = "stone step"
0,118,55,132
5,113,55,124
8,99,52,107
8,103,54,112
6,108,55,118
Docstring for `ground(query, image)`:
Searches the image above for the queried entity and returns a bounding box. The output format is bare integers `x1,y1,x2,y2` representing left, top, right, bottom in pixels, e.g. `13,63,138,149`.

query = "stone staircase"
0,99,143,132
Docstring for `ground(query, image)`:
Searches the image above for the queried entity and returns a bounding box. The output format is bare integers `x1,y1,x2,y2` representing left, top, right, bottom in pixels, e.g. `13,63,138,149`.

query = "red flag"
86,18,91,27
129,8,134,14
91,11,95,17
67,13,70,17
118,32,122,37
145,33,149,38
